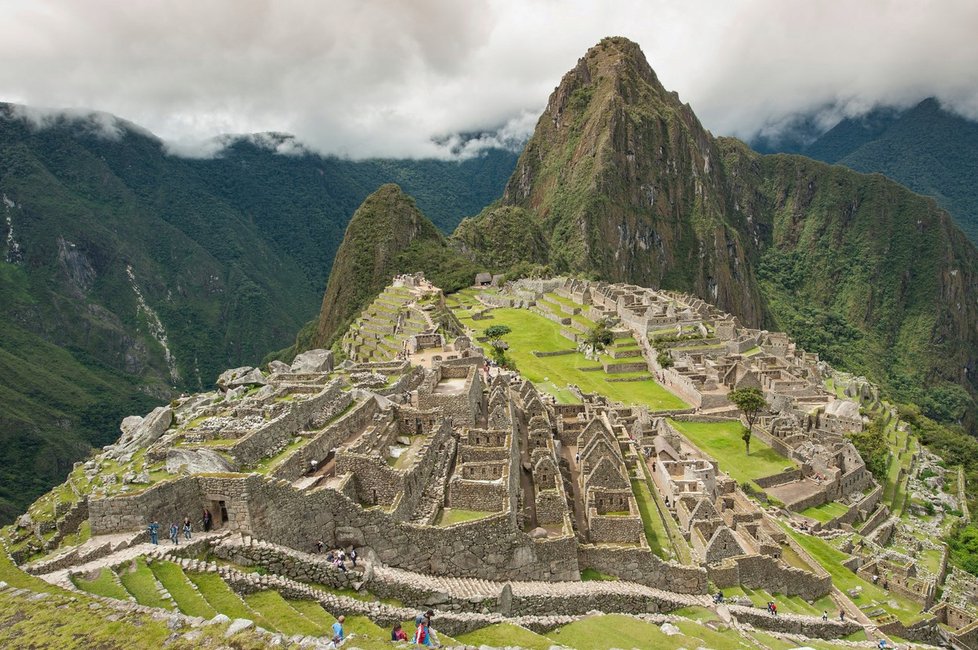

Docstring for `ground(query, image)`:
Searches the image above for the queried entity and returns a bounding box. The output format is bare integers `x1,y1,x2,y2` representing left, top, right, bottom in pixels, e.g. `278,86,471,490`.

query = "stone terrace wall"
89,476,204,535
242,475,578,581
708,553,831,600
230,381,348,467
213,537,362,589
271,395,378,482
578,544,707,594
728,606,861,639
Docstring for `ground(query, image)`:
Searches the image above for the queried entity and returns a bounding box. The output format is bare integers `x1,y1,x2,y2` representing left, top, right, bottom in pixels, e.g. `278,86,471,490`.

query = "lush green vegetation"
451,301,687,410
0,108,515,522
629,479,668,558
242,590,323,637
456,623,555,650
149,561,217,618
118,557,172,610
186,571,263,623
310,184,482,349
800,501,849,523
436,508,491,526
667,419,794,487
72,567,131,601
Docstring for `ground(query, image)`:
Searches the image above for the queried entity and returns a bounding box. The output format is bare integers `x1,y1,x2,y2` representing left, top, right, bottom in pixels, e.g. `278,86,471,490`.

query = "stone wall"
708,554,831,600
271,395,376,482
577,544,707,594
755,469,803,489
728,606,861,639
212,537,362,589
89,476,204,535
449,477,508,512
230,381,349,467
587,513,644,544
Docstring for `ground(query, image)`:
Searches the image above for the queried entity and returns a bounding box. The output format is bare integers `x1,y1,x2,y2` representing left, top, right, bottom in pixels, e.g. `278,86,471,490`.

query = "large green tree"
728,388,767,455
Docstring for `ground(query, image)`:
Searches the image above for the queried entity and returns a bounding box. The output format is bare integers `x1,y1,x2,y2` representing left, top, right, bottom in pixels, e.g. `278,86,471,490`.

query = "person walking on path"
202,508,212,532
169,522,179,545
331,615,345,644
183,517,192,540
414,618,431,646
350,548,357,568
148,520,160,545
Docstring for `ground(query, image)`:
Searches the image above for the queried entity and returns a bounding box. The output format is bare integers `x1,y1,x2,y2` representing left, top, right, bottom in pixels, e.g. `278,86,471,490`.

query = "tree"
585,321,615,355
484,324,512,367
484,325,511,342
656,350,674,369
848,417,888,481
728,388,767,455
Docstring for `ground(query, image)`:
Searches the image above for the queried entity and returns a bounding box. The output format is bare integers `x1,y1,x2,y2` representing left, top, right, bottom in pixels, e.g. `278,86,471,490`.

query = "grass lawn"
72,567,130,601
630,479,668,558
117,557,172,610
547,613,753,650
243,590,323,636
668,419,794,487
436,508,492,526
580,568,619,581
149,560,217,618
289,599,336,628
801,501,850,523
186,571,265,625
454,306,687,410
457,623,555,650
782,525,928,625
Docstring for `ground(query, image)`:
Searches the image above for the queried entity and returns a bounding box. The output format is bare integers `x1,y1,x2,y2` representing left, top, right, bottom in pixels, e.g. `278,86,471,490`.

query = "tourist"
148,520,160,545
350,548,358,567
310,459,319,474
202,508,212,532
771,602,777,616
391,622,407,642
822,611,828,621
839,610,845,622
183,516,192,540
326,550,335,562
414,617,432,646
169,522,179,545
333,557,346,573
331,615,345,644
316,540,324,554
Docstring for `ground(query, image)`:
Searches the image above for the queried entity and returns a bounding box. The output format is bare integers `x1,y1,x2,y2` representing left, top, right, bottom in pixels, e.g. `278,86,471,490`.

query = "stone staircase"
34,531,227,589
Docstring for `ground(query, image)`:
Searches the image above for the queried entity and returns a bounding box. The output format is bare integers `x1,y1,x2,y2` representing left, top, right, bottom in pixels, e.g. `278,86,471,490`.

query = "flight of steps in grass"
70,555,340,638
341,287,433,362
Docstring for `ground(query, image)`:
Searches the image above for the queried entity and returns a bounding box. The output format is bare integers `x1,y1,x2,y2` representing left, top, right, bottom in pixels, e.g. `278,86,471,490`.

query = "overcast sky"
1,0,976,158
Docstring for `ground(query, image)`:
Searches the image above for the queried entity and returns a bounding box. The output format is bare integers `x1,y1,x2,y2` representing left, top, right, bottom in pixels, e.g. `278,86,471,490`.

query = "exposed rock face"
291,349,334,374
497,36,763,325
216,367,266,390
165,448,238,474
108,406,173,458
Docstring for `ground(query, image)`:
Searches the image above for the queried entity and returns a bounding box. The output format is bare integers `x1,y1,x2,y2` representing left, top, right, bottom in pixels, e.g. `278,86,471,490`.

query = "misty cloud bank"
1,0,975,159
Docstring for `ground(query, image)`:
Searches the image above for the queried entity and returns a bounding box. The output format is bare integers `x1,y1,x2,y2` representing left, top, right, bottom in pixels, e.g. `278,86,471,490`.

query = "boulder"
225,618,254,637
660,622,680,636
217,366,255,390
529,527,549,539
268,360,291,374
166,448,238,474
335,526,365,547
228,368,267,388
109,406,173,457
291,349,334,373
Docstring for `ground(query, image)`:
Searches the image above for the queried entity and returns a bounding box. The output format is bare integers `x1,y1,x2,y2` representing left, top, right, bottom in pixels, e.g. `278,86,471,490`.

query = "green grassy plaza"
449,297,687,411
667,419,795,487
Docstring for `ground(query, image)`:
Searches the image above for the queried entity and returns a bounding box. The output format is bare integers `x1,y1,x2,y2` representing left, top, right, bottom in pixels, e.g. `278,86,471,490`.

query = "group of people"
766,600,778,616
147,509,215,545
314,541,358,572
326,610,440,648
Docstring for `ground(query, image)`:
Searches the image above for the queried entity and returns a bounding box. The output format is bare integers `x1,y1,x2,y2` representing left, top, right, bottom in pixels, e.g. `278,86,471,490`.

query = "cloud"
0,0,975,158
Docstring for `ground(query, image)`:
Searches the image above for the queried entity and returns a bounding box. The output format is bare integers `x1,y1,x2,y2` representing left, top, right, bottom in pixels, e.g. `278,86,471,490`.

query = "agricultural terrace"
448,292,687,411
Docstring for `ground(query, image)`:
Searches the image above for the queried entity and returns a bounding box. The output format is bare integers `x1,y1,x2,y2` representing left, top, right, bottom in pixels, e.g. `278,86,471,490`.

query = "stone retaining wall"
709,553,831,600
89,476,204,535
577,544,707,594
728,606,862,639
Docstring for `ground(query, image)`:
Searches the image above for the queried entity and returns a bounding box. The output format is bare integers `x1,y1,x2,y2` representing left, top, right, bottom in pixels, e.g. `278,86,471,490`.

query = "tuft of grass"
243,590,323,637
117,557,172,610
149,560,217,618
456,623,555,650
72,567,131,602
186,571,265,625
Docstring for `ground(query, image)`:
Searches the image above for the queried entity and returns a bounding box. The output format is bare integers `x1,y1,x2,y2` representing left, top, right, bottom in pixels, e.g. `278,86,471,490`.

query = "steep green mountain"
312,184,479,348
451,205,549,269
0,107,514,521
460,37,978,423
755,98,978,244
